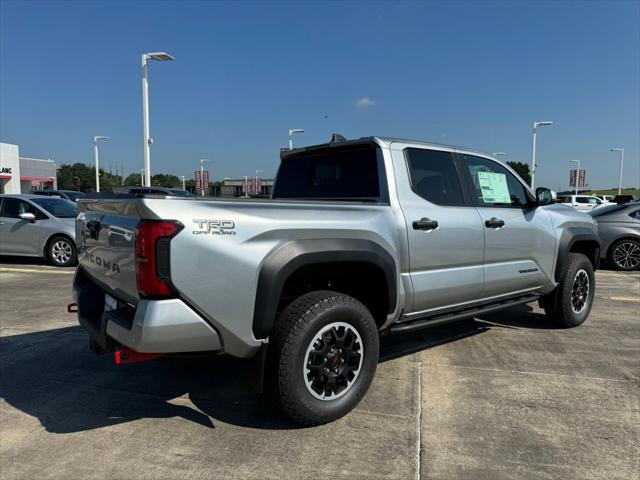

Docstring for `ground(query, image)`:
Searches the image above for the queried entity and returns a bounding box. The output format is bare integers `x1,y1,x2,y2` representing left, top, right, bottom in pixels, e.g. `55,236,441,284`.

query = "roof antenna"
331,133,347,142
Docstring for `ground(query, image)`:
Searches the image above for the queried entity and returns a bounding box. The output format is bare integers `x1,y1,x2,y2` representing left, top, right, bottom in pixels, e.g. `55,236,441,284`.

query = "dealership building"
0,142,57,194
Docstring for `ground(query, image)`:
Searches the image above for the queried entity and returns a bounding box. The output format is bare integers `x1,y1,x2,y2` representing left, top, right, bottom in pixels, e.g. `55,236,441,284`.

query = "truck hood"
544,203,597,232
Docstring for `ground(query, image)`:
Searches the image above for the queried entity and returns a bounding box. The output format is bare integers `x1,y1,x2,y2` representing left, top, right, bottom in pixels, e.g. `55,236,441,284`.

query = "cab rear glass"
273,144,388,203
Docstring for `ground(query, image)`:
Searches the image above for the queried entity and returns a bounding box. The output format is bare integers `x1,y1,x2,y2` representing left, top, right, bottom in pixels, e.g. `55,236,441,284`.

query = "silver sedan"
0,194,78,267
590,202,640,271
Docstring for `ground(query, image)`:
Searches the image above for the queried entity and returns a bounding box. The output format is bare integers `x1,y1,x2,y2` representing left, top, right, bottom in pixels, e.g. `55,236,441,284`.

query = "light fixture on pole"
200,159,210,197
610,148,624,195
180,175,186,191
493,152,506,158
569,159,581,196
288,129,304,150
142,51,174,187
530,121,554,190
93,136,109,193
255,169,263,195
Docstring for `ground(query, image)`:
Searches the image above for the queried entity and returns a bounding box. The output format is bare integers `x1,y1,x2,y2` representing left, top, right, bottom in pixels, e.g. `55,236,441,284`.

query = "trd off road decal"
192,219,236,236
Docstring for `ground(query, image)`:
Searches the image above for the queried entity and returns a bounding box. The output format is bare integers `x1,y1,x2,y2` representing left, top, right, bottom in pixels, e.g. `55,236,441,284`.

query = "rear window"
272,145,387,202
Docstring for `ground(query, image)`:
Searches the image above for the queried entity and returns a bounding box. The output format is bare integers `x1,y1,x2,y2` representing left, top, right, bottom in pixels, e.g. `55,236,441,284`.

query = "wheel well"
279,261,390,328
570,240,600,269
43,233,74,259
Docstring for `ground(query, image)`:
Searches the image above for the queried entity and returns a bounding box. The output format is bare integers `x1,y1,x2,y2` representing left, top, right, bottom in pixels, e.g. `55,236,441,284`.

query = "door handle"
485,217,505,229
413,218,439,231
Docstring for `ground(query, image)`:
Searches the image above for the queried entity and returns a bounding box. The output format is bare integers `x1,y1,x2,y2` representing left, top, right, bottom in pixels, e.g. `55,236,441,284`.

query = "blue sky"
1,0,638,189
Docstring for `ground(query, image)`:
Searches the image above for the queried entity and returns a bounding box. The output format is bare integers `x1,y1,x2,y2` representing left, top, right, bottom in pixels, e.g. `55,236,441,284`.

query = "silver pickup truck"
73,136,600,425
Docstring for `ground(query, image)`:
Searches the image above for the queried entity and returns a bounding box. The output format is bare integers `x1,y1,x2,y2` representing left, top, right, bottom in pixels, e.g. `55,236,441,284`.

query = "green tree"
151,173,181,188
124,173,143,186
56,163,122,192
506,161,531,186
57,163,93,192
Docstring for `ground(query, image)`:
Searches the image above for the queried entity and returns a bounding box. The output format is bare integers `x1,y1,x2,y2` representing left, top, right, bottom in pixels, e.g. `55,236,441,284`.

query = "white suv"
558,195,606,211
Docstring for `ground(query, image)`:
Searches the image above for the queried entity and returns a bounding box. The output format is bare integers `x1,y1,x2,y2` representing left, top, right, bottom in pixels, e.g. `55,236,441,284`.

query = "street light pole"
180,175,186,191
530,121,553,190
243,176,249,197
141,52,174,187
288,128,304,149
93,136,109,193
74,176,80,192
200,159,210,197
569,159,581,196
610,148,624,195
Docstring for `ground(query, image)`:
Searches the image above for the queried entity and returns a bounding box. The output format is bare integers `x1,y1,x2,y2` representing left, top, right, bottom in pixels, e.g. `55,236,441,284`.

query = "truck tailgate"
76,200,141,305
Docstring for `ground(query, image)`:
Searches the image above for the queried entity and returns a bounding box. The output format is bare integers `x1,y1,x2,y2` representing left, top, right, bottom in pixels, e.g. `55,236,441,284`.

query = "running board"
389,294,540,335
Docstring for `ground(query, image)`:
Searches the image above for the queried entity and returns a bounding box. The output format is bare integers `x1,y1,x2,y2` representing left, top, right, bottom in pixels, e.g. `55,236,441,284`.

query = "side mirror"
18,212,36,222
536,187,557,206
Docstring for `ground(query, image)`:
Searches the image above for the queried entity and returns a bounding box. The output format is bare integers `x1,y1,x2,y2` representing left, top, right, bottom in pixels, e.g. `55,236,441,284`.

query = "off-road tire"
543,252,595,327
48,235,77,267
271,290,379,426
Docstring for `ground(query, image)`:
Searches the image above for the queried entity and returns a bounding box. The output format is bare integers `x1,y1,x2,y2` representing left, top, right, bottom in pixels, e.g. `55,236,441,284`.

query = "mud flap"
250,343,269,394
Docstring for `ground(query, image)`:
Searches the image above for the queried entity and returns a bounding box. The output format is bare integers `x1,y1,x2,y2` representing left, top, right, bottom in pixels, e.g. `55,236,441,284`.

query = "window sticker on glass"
477,171,511,204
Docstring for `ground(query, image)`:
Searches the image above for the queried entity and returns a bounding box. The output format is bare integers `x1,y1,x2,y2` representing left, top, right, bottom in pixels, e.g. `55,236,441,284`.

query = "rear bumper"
73,268,222,354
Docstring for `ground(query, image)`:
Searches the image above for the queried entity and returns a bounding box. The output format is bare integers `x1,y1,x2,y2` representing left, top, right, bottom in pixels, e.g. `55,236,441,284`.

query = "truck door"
390,145,485,316
457,154,555,297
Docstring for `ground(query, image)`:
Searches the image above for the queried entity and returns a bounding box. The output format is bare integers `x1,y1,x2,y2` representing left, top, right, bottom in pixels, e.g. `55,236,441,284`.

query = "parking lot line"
605,296,640,302
0,267,74,275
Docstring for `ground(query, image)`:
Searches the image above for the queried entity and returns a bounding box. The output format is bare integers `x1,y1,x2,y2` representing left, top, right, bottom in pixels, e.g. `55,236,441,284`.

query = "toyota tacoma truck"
73,136,600,425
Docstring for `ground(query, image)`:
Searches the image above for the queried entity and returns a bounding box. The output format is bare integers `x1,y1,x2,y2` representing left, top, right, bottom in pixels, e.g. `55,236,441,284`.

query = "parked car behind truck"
0,194,78,266
73,136,600,425
557,194,606,211
590,202,640,271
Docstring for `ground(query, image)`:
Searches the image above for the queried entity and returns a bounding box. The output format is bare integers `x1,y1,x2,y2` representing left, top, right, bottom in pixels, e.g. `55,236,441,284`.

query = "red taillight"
135,220,182,298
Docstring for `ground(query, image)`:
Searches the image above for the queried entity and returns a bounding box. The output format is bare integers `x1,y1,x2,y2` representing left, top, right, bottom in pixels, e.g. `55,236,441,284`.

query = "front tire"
607,238,640,271
48,236,76,267
543,252,595,327
271,291,379,426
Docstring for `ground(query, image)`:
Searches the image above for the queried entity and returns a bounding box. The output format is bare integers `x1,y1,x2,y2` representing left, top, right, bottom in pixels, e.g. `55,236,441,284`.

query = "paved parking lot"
0,259,638,480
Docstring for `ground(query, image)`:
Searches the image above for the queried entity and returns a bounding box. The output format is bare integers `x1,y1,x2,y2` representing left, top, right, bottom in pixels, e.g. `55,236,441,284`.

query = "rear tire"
48,235,76,267
607,238,640,271
271,290,379,426
543,252,594,327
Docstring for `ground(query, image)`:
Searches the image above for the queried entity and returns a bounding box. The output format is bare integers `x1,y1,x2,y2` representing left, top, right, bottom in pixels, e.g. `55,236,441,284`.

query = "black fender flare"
252,238,397,339
555,226,601,282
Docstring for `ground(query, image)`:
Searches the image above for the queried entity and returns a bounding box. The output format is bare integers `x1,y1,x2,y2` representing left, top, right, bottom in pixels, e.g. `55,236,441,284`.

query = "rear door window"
405,148,466,206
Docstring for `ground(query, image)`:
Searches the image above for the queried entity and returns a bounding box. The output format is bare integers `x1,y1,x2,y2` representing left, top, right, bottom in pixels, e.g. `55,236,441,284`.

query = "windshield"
63,191,85,201
31,197,79,218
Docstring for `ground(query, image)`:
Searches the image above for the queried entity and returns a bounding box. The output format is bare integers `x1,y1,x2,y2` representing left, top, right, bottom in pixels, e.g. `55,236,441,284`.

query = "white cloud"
355,96,377,108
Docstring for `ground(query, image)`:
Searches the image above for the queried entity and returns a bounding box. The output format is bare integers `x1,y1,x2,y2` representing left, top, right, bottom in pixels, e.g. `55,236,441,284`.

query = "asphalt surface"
0,258,638,479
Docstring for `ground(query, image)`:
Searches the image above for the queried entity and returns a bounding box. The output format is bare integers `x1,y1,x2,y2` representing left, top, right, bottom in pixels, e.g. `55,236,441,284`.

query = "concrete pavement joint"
0,267,74,275
414,358,422,480
423,363,635,384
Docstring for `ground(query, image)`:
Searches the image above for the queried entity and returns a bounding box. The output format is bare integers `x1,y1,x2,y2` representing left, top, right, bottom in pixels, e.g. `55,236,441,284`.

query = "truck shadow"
0,304,553,433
